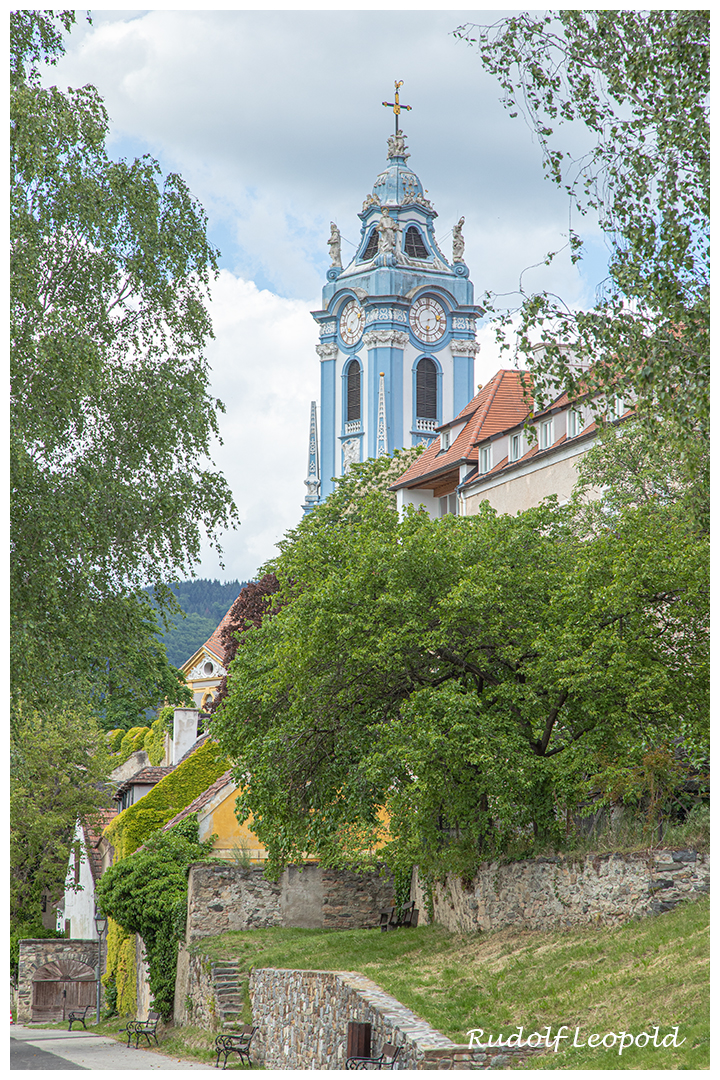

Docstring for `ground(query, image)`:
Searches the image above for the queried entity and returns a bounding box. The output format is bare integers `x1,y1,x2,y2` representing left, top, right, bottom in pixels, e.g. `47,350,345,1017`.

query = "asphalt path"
10,1026,216,1070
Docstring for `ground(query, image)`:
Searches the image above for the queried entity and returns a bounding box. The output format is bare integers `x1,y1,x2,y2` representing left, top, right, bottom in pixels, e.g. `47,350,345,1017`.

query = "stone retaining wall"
174,946,218,1029
186,864,283,941
411,849,710,933
186,863,394,942
248,968,546,1069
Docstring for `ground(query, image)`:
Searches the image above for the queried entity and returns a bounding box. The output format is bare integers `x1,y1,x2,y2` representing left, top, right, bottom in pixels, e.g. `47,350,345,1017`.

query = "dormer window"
479,445,492,474
539,419,553,450
567,409,583,439
441,431,450,451
361,229,378,260
404,226,429,259
608,395,625,422
509,433,522,462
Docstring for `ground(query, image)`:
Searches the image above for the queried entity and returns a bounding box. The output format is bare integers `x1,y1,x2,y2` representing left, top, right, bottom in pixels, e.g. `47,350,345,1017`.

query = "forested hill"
155,579,248,668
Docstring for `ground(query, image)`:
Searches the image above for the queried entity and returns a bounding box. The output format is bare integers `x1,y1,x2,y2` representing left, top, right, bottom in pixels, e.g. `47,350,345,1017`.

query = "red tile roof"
114,766,173,799
200,602,238,665
83,809,119,882
391,369,531,491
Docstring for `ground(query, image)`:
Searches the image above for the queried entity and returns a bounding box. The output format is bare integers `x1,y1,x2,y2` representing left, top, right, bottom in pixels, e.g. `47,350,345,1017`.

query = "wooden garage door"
31,959,96,1022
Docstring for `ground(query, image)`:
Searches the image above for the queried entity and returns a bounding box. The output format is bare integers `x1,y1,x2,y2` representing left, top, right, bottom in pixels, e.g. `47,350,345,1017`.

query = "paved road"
10,1026,216,1070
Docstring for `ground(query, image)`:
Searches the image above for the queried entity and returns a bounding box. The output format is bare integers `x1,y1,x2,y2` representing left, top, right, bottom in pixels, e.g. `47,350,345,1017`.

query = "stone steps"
211,963,249,1030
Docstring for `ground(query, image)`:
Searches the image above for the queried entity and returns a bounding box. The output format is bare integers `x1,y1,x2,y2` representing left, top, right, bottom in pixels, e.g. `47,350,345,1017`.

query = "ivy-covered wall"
104,739,229,861
101,738,229,1018
103,920,137,1018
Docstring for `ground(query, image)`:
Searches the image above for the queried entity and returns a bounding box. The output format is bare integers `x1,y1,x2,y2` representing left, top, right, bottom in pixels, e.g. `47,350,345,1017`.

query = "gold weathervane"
382,80,412,135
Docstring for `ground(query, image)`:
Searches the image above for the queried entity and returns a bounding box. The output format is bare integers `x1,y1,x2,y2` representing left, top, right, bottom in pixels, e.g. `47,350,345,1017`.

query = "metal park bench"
346,1042,402,1069
67,1004,93,1031
214,1025,257,1069
122,1010,161,1049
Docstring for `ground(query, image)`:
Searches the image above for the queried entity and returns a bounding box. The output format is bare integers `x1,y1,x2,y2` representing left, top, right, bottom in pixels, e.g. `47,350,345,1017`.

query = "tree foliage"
455,10,709,441
96,816,216,1019
10,705,112,924
10,9,238,715
208,574,284,714
211,440,708,882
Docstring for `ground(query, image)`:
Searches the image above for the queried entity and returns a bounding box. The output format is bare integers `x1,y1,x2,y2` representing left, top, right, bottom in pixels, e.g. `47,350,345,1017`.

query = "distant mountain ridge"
154,579,248,669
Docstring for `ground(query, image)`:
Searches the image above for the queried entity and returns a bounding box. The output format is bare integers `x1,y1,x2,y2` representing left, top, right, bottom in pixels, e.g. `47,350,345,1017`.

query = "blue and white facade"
303,130,482,511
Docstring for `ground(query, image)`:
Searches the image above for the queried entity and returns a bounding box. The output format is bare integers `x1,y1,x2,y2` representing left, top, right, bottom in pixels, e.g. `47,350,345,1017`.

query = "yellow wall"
198,785,269,862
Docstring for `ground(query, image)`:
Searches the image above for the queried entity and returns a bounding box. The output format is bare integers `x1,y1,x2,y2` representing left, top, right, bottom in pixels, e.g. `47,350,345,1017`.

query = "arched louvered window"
346,360,361,422
404,226,429,259
362,229,378,260
416,358,437,419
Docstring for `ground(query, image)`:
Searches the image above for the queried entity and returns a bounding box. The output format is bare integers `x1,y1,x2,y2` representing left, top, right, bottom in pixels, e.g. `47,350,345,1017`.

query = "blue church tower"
303,83,482,512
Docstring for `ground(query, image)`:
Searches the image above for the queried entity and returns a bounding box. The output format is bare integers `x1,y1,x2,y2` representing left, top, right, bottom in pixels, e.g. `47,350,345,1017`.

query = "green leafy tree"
10,9,238,715
96,816,216,1019
455,11,709,441
10,705,112,925
211,447,708,882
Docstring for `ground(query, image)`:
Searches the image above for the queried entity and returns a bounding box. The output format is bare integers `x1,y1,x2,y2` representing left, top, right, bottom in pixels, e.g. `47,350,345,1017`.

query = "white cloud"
44,8,608,581
197,271,318,581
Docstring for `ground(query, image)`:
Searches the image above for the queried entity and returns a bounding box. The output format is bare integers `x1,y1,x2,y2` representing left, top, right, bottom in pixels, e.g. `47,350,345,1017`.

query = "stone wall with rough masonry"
248,968,547,1070
185,863,394,942
17,939,101,1023
186,864,283,942
174,946,217,1029
411,849,710,933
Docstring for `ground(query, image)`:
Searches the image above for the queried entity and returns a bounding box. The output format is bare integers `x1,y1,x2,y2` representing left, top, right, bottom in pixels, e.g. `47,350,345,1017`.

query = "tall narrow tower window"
361,229,379,260
404,226,429,259
416,358,437,420
346,360,361,422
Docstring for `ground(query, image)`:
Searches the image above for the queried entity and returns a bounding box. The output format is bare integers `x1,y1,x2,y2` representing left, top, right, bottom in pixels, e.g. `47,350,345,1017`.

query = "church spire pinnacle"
302,400,321,513
376,372,388,456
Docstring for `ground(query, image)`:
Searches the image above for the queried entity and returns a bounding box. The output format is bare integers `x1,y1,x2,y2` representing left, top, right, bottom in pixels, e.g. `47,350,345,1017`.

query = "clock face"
410,296,446,344
339,300,365,346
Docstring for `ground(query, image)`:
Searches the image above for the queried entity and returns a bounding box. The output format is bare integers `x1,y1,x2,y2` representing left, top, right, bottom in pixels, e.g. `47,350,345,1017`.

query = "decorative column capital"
316,342,338,361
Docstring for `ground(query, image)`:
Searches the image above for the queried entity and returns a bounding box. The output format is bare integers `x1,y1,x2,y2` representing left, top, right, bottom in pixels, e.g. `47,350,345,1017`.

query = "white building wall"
59,822,97,939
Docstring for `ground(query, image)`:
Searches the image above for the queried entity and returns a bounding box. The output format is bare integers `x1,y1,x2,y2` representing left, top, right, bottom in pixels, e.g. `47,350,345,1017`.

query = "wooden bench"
379,901,417,931
214,1025,257,1069
346,1042,402,1069
379,906,396,931
122,1010,160,1049
67,1004,93,1031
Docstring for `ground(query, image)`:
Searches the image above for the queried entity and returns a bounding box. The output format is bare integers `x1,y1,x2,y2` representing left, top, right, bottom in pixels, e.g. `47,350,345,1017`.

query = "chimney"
172,707,199,765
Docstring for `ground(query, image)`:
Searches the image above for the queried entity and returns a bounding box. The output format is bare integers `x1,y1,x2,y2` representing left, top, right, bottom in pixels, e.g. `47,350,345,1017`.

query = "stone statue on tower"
452,217,466,263
327,222,342,267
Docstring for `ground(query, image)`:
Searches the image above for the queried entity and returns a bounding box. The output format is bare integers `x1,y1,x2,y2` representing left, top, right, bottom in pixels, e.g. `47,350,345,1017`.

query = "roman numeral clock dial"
410,296,446,344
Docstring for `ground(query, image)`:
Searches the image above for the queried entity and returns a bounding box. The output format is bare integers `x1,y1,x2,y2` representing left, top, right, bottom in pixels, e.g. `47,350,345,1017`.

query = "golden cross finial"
382,79,412,135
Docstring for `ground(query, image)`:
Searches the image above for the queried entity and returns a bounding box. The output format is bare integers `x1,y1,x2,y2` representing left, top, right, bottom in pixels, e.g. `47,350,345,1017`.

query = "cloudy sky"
47,4,609,583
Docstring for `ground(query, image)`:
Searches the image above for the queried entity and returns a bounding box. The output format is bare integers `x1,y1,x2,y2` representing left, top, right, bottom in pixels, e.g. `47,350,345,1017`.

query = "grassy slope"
195,896,709,1070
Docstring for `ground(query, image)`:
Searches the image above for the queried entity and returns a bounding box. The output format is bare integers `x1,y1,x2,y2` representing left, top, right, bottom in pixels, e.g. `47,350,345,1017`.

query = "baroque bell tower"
303,82,482,512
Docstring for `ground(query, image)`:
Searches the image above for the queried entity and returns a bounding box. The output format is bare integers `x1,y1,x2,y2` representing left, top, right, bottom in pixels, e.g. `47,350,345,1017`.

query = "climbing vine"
97,816,216,1019
103,919,137,1017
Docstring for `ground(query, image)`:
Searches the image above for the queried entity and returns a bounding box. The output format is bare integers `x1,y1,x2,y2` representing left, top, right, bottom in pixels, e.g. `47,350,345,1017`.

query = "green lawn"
195,896,709,1070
